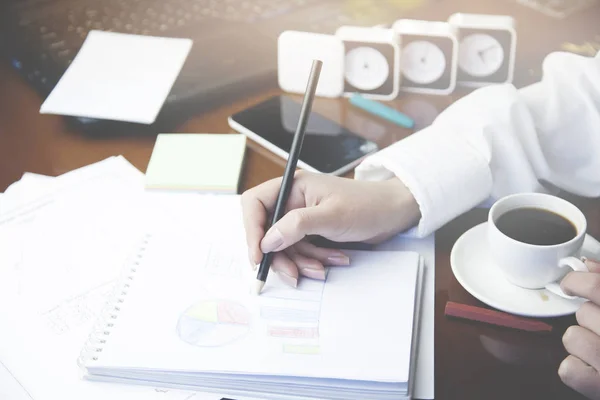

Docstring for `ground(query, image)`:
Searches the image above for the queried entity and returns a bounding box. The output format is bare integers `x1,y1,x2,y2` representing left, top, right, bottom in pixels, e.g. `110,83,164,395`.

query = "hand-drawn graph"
43,282,114,335
177,300,251,347
260,275,326,355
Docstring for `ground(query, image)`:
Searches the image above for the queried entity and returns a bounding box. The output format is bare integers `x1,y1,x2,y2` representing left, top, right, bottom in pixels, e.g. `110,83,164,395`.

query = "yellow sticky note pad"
145,133,247,193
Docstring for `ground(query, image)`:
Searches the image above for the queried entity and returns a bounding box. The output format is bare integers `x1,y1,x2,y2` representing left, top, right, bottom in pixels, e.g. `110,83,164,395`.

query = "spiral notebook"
78,214,424,400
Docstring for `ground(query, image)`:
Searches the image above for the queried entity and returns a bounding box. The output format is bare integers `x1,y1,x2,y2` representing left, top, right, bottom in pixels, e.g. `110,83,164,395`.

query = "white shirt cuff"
355,124,493,238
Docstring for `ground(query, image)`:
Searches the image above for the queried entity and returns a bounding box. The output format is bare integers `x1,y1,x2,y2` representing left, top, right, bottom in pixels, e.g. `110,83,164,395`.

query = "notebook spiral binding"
77,233,153,368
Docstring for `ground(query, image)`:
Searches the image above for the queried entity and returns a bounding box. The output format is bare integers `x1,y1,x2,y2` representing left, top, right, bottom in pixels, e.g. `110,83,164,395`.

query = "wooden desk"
1,1,599,399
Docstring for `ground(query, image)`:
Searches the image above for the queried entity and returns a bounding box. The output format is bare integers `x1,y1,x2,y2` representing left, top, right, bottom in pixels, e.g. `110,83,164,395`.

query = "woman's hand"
241,171,420,287
559,257,600,399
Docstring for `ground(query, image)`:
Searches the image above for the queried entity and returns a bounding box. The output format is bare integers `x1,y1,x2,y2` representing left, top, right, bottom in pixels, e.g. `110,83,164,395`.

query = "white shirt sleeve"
355,51,600,238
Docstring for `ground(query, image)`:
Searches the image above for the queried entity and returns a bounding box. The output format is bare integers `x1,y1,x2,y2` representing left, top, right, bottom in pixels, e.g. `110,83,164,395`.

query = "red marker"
445,301,553,333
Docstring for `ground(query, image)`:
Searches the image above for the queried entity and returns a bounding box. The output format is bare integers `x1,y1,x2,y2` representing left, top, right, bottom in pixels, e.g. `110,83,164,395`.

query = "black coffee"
495,207,577,246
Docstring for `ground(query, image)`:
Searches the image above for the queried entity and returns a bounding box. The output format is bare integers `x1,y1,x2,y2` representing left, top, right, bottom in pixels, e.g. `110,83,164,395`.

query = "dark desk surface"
1,1,600,399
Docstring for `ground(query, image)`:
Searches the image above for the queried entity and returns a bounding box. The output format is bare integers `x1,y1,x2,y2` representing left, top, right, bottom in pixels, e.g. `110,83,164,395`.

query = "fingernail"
583,257,600,269
558,358,569,380
301,267,326,280
327,254,350,266
261,228,284,253
277,271,298,288
248,251,258,270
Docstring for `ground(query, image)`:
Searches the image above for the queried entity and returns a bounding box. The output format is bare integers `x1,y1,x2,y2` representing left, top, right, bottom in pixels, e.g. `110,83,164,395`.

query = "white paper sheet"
40,31,192,124
0,360,33,400
1,173,56,215
0,159,242,400
379,232,435,400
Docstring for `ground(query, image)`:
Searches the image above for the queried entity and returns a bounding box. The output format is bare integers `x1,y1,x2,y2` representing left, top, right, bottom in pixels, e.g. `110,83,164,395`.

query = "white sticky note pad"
40,30,192,124
277,31,344,98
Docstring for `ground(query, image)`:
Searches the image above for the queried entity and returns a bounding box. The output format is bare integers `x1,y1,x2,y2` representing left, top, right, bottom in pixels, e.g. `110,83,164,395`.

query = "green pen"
349,93,415,129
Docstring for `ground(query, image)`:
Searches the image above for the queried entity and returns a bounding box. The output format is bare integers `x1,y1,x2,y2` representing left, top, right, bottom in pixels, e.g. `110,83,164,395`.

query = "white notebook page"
86,223,420,387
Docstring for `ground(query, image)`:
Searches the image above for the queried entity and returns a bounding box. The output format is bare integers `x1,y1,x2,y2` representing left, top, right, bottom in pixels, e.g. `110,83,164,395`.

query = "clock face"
344,46,390,91
401,40,447,85
458,33,505,77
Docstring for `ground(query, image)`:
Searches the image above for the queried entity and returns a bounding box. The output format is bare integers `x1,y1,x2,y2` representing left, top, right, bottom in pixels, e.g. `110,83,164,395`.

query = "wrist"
383,177,421,232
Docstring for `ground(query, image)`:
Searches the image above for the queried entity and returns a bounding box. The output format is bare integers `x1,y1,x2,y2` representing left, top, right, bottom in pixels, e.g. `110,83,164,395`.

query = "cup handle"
545,257,588,300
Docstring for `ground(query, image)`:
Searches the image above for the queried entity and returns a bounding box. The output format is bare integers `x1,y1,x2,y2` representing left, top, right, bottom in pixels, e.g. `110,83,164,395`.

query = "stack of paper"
0,157,252,400
0,156,436,400
78,224,423,399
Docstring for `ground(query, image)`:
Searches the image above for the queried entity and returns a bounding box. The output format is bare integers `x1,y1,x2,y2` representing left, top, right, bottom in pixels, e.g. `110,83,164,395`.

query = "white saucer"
450,222,599,318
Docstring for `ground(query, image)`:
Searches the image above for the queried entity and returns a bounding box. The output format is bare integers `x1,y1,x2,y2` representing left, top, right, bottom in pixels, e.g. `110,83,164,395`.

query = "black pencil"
253,59,323,295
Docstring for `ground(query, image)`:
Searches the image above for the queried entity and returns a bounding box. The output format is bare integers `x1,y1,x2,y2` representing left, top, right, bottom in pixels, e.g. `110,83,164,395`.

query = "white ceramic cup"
488,193,588,299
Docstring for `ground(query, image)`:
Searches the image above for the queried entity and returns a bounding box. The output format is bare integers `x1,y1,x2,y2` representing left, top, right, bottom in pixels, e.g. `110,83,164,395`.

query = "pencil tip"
252,280,265,295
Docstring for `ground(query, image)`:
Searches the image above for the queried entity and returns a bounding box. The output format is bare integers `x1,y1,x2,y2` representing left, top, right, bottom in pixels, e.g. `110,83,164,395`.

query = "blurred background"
1,0,598,121
0,0,599,188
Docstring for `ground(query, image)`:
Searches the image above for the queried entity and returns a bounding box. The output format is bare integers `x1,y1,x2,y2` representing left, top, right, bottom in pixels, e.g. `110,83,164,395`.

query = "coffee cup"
488,193,588,299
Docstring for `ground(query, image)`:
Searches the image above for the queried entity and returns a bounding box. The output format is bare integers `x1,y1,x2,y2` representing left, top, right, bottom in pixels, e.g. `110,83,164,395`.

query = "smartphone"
228,95,378,175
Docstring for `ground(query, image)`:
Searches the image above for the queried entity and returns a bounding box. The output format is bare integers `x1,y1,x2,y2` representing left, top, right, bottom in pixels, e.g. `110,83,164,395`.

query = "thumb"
260,206,336,253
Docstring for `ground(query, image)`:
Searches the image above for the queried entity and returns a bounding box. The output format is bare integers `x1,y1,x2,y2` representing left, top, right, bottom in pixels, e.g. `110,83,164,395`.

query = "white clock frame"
448,13,517,87
393,19,459,95
277,30,345,98
336,25,400,101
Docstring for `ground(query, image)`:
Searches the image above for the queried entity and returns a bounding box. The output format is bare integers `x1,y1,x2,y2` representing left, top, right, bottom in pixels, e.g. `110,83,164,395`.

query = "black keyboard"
27,0,317,38
12,0,319,53
4,0,322,93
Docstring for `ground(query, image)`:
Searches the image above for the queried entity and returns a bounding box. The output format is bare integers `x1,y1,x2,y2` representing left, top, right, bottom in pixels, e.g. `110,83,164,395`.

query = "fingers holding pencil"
252,59,323,295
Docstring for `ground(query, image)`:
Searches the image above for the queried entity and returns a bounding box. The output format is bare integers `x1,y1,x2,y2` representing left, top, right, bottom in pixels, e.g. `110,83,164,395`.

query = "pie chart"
177,300,251,347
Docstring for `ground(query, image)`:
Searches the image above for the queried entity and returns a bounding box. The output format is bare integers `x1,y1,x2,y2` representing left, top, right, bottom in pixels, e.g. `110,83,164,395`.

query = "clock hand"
480,44,500,54
477,44,500,62
477,50,485,62
421,46,431,64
